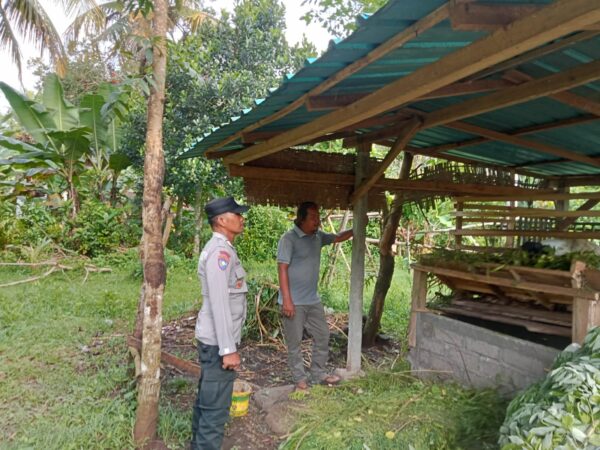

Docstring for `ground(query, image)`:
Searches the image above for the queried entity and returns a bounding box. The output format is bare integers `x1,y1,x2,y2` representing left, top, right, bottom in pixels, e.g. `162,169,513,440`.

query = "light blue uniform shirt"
277,226,336,305
195,232,248,356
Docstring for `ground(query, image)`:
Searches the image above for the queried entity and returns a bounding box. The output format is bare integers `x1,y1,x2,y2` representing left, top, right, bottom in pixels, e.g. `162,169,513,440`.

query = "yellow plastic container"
230,380,252,417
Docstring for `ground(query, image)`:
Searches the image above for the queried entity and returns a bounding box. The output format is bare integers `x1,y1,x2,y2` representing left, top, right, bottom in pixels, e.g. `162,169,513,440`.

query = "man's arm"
278,262,295,318
334,229,353,243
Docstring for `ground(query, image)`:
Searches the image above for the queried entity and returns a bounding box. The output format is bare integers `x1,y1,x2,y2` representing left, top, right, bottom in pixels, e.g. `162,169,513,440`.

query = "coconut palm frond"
3,0,67,77
0,4,23,83
63,1,115,45
176,7,215,32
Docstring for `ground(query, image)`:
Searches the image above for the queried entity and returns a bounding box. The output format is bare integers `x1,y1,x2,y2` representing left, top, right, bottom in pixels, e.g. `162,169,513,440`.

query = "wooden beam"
453,208,600,218
229,164,554,197
204,4,449,155
557,199,600,230
450,2,600,32
423,60,600,129
414,263,600,301
452,229,600,240
414,115,598,156
445,121,600,168
457,191,600,202
450,2,541,31
402,145,546,178
503,70,600,116
349,117,422,204
571,261,600,343
306,80,512,111
225,0,600,165
343,119,417,148
469,30,600,81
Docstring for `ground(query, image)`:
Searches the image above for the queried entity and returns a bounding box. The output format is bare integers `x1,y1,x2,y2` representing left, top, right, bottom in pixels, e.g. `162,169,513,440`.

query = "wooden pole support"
571,261,600,344
408,267,428,348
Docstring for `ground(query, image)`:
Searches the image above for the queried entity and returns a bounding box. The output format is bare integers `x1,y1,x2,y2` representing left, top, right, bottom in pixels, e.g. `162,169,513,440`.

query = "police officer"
191,196,249,450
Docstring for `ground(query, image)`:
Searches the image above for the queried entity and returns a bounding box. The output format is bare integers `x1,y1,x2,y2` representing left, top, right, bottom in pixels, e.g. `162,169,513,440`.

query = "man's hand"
222,352,241,371
282,300,295,318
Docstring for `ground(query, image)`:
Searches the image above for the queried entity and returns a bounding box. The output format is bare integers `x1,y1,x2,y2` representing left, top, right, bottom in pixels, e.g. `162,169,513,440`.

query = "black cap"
205,196,249,220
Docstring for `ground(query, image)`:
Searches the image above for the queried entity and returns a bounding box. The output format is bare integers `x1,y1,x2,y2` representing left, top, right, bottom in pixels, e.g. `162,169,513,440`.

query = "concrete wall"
407,312,560,396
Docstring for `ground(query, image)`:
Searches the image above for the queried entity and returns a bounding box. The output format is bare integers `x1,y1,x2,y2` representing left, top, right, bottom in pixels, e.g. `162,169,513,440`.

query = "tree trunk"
133,0,168,447
363,153,414,346
192,186,204,257
173,196,184,239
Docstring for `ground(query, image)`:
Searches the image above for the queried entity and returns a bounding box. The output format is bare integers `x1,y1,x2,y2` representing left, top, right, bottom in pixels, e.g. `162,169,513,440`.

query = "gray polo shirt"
277,226,336,305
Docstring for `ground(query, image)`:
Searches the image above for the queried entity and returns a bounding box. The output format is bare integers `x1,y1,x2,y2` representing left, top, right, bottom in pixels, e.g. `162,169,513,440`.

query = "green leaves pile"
419,248,600,271
499,327,600,449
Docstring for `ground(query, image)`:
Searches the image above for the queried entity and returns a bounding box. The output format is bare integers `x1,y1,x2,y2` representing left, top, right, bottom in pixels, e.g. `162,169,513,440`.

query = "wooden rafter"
446,121,600,168
456,191,600,202
449,2,600,32
503,70,600,116
450,2,541,31
349,117,422,204
423,59,600,129
203,4,450,155
402,114,597,156
557,199,600,230
469,30,600,81
241,110,412,144
306,79,512,111
224,0,600,165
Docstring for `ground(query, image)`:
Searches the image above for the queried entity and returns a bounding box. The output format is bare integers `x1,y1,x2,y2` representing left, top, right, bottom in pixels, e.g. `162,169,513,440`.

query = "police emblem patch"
217,251,230,270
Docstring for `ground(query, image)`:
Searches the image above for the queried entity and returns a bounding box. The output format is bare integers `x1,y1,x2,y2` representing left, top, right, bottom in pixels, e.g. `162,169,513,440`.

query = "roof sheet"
183,0,600,179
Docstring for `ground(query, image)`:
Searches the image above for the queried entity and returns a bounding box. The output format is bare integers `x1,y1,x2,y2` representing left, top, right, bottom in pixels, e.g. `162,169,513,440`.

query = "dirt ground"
160,313,403,450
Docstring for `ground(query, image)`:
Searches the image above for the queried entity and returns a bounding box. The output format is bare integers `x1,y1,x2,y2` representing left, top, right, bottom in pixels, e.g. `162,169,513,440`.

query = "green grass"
0,259,199,449
281,370,507,450
0,253,507,449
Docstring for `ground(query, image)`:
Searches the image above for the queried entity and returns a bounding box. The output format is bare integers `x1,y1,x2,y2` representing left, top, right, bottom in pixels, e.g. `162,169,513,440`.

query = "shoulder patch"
217,251,230,271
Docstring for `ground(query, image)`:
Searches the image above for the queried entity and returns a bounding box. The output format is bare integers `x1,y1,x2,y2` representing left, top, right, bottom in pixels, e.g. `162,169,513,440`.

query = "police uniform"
191,198,248,450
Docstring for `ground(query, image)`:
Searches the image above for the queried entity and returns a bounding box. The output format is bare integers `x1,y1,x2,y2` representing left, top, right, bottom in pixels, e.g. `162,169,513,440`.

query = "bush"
236,205,291,263
64,200,141,256
0,199,64,248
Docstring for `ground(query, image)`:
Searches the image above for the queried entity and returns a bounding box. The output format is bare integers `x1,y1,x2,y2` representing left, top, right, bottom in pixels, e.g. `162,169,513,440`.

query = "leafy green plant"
236,205,291,263
499,327,600,449
64,200,141,256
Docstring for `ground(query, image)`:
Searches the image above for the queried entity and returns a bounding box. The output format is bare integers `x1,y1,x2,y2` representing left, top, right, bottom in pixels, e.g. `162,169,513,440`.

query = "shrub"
64,200,141,256
236,205,291,263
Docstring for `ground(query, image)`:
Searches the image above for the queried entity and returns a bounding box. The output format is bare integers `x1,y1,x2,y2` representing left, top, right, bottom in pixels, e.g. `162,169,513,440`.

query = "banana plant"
0,74,130,216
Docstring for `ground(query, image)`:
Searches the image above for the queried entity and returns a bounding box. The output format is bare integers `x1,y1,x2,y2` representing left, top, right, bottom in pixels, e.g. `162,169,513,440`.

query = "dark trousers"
191,344,236,450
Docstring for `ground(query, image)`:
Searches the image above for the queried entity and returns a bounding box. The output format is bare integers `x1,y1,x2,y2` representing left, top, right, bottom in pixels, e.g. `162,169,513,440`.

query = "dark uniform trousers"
191,343,236,450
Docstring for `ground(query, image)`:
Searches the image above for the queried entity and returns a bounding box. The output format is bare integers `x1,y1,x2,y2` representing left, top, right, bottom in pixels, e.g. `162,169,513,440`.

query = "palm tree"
63,0,213,72
0,0,68,84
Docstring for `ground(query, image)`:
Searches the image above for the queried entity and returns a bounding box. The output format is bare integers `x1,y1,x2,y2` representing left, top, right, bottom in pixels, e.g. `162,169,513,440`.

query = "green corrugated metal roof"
182,0,600,178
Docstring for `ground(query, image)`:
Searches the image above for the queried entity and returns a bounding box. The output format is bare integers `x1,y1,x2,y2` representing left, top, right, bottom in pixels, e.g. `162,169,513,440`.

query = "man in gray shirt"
192,197,249,450
277,201,353,390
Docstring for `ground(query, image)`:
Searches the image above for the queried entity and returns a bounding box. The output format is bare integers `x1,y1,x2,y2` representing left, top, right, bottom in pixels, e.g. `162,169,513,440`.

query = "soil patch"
159,312,403,449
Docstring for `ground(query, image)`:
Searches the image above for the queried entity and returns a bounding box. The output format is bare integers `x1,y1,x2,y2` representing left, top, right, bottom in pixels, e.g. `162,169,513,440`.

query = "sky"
0,0,333,109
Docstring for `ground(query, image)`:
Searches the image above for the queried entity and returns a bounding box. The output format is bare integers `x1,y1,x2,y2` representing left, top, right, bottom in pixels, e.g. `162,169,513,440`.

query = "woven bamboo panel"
243,149,386,210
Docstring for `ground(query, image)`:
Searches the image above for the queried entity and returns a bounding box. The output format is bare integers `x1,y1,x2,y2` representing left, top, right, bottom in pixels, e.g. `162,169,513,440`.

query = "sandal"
295,380,310,391
320,374,341,386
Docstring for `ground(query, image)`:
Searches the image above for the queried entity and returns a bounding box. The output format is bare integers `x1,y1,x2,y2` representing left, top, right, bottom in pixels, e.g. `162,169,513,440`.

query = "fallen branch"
0,266,58,288
127,335,201,378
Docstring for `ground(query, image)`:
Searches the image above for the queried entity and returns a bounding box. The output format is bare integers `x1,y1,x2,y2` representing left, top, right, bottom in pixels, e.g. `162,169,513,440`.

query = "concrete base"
408,312,560,396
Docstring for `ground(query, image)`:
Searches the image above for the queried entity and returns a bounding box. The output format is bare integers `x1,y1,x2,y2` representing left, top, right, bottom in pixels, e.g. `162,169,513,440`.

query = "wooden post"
408,268,428,348
347,143,369,374
455,201,463,249
571,260,600,343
